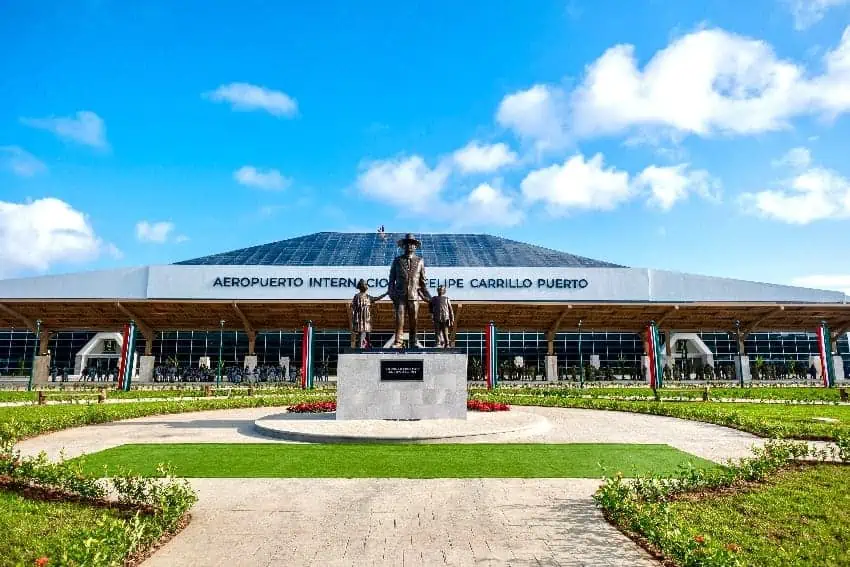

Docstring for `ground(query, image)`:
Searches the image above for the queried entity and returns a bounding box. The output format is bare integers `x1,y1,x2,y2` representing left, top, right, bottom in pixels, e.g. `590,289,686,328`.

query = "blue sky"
1,0,849,293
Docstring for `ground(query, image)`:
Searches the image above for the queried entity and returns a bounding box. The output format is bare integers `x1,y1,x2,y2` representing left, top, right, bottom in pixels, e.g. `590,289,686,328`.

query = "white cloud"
520,153,632,212
498,26,850,144
772,146,812,169
453,183,524,227
234,166,289,190
21,111,108,149
135,221,175,243
787,0,850,30
791,274,850,295
0,198,110,277
356,155,450,210
635,164,720,210
205,83,298,117
452,141,518,173
741,165,850,223
0,146,47,177
496,84,568,151
519,153,719,214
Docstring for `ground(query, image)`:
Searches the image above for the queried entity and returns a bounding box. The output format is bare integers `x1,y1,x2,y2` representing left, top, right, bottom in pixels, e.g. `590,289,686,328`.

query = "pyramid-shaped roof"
175,232,624,268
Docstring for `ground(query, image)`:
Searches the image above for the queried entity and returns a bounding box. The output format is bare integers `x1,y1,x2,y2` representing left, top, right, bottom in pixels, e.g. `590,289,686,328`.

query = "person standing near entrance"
387,233,431,348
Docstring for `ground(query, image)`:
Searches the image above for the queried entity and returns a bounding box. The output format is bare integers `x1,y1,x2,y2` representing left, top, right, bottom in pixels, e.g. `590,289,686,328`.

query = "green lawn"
0,489,127,566
667,464,850,566
74,443,715,478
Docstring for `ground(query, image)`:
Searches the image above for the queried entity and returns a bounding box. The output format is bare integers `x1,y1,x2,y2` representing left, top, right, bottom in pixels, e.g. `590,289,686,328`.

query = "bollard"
204,385,212,397
97,392,105,403
247,386,254,396
702,385,710,402
841,388,848,402
100,388,107,400
37,391,46,405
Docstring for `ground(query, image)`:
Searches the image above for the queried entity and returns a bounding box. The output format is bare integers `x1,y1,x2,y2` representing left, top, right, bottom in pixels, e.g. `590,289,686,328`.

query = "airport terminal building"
0,231,848,384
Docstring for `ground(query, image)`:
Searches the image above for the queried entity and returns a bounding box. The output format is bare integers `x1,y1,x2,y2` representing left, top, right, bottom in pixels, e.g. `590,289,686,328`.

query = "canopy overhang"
1,299,849,335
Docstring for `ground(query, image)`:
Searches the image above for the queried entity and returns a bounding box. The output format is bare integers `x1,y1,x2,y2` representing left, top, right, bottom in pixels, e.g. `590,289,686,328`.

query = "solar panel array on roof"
174,232,625,268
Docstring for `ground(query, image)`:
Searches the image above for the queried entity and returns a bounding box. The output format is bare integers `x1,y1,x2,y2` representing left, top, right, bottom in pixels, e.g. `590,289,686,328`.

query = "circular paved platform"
253,410,550,443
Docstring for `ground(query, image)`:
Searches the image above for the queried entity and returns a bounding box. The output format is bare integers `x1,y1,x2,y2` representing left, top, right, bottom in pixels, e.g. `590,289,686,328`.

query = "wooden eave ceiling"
1,300,848,334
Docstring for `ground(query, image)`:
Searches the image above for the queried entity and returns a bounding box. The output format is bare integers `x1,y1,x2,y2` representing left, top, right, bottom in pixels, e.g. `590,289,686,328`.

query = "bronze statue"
430,284,455,348
350,279,386,349
387,233,431,348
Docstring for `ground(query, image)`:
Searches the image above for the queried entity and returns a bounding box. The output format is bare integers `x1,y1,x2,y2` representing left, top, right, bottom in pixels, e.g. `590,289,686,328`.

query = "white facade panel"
146,265,651,302
0,268,149,299
0,264,844,304
648,270,845,304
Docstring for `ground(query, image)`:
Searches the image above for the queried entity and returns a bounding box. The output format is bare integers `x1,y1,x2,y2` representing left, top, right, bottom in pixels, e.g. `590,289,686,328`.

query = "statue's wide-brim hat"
397,233,421,247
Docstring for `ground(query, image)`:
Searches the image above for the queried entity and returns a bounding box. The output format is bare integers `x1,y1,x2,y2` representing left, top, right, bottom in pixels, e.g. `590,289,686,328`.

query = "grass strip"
0,394,334,442
667,464,850,566
73,443,716,478
476,392,850,440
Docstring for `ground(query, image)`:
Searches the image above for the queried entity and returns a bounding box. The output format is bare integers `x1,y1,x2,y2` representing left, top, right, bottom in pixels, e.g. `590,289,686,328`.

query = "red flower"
35,558,49,567
694,535,706,545
466,399,510,412
287,401,337,413
725,543,740,553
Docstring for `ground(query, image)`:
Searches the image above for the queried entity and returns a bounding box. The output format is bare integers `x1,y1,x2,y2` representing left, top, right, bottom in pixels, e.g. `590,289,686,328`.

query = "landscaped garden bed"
0,438,197,566
594,439,850,567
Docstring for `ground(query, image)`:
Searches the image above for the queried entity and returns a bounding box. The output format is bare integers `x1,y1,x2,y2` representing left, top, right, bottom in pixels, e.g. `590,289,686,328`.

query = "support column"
545,355,558,382
834,355,846,383
734,324,751,384
137,355,155,383
663,329,674,368
247,331,257,356
34,327,52,385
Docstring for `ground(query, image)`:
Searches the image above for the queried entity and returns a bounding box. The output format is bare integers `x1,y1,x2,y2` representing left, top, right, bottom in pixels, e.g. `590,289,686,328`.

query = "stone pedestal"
137,356,155,383
834,355,846,383
337,351,467,420
545,355,558,382
244,355,258,371
735,355,751,383
33,355,51,385
589,355,600,369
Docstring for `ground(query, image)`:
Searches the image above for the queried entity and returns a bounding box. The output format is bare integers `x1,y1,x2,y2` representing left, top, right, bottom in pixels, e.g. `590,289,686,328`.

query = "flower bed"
467,399,509,412
287,401,336,413
286,400,510,413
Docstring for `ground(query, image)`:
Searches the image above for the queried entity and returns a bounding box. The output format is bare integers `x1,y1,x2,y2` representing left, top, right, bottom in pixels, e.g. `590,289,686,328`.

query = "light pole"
27,319,42,392
217,319,225,387
578,319,584,388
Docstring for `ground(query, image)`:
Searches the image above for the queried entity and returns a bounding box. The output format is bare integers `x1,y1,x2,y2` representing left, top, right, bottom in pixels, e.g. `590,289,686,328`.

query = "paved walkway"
144,478,656,567
15,407,771,566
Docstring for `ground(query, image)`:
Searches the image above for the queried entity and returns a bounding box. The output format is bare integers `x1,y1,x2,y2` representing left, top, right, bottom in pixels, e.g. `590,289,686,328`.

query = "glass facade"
2,328,848,379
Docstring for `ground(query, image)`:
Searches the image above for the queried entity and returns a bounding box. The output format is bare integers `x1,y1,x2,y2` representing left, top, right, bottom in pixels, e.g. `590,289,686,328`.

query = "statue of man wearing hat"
350,279,387,349
387,233,431,348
